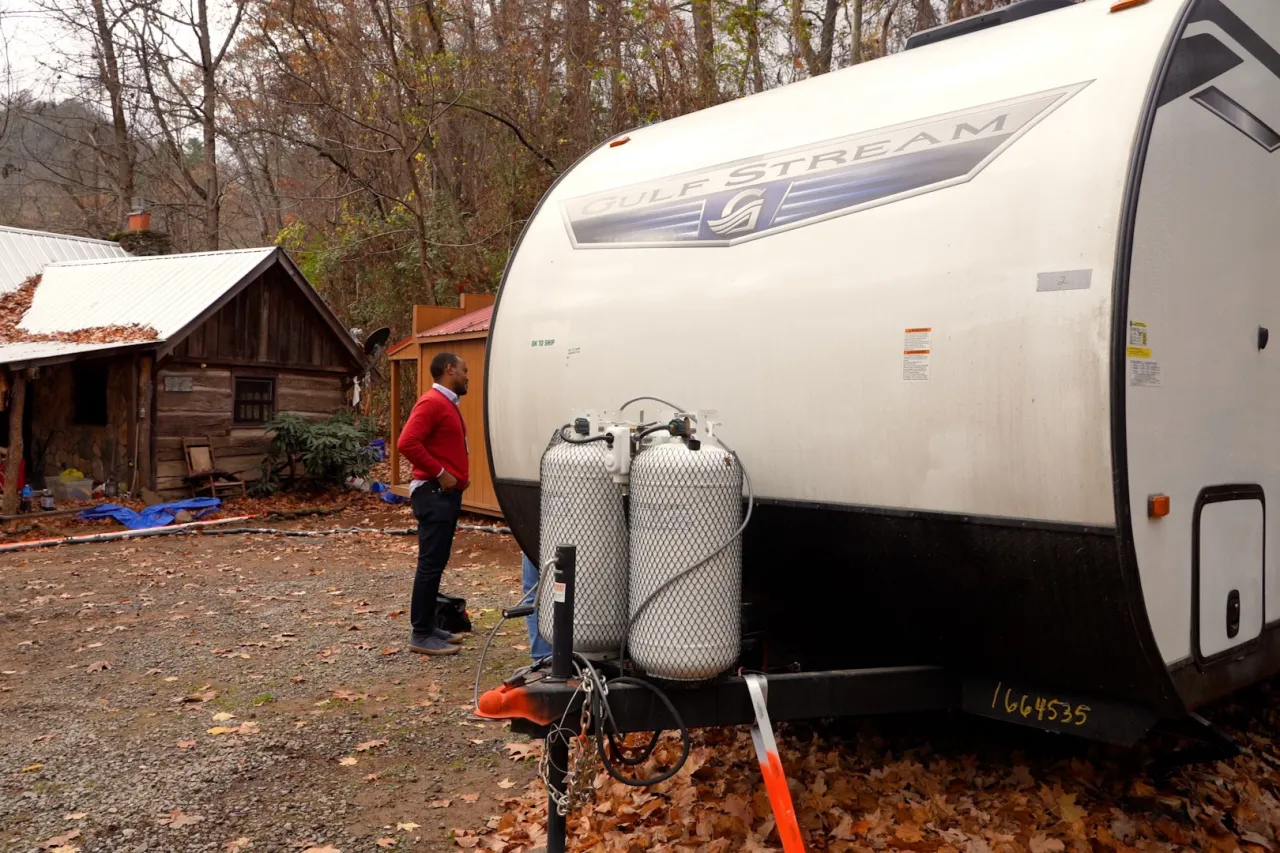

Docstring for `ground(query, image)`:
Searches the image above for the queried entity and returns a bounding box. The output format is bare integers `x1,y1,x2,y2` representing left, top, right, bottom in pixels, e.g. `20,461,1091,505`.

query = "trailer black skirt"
479,666,1159,747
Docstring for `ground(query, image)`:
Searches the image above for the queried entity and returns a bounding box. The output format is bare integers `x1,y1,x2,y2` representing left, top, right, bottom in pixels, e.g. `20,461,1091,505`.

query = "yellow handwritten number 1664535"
992,683,1090,727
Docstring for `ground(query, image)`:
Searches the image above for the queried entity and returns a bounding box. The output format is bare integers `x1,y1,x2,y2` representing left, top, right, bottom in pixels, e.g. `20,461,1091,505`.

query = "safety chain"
537,670,602,816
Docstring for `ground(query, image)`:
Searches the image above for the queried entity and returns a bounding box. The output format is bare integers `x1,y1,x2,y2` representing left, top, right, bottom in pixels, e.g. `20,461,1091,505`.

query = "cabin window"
72,363,110,426
233,377,275,424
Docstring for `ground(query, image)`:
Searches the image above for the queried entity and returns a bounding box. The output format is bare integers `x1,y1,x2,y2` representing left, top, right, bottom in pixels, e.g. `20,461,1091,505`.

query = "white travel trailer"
480,0,1280,739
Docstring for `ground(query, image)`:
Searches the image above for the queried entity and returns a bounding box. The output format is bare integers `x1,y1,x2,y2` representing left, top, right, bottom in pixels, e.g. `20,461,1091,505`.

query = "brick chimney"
127,203,151,232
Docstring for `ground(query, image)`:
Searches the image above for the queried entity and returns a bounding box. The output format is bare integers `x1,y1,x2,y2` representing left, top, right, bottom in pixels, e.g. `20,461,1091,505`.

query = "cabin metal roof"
0,225,129,295
0,245,363,370
19,247,275,338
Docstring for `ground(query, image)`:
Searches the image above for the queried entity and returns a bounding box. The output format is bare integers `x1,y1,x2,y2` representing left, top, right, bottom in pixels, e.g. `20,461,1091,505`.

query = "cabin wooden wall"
150,261,359,497
153,367,347,495
168,265,352,369
29,356,133,486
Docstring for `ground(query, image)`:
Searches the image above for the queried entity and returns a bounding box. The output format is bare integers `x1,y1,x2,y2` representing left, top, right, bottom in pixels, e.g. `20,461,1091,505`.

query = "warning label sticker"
903,327,931,381
1130,359,1161,387
1128,321,1148,349
552,582,566,604
1127,320,1159,386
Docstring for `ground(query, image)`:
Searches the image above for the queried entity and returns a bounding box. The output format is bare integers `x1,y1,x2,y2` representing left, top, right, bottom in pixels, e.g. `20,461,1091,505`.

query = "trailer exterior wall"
1125,0,1280,706
490,0,1171,525
487,0,1204,712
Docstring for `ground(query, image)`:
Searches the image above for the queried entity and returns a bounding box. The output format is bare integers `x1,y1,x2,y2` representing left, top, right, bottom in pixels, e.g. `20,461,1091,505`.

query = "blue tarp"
79,498,223,530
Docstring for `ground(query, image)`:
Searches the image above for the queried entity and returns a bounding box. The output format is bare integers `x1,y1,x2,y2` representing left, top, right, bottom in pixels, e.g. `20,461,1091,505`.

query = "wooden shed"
388,293,498,516
1,243,365,507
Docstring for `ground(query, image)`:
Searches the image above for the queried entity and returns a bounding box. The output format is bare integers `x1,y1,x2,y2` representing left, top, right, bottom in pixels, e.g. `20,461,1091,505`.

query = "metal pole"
547,544,576,853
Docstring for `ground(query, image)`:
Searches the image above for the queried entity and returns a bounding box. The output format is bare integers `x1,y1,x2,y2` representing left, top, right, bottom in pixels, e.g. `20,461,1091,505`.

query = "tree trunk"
3,373,25,516
744,0,765,92
90,0,135,227
914,0,938,33
197,0,220,250
880,0,903,56
850,0,863,64
566,0,592,149
692,0,716,106
606,0,625,131
815,0,841,74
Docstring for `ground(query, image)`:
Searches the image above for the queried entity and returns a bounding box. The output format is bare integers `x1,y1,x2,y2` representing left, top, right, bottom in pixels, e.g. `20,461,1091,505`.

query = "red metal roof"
418,304,492,338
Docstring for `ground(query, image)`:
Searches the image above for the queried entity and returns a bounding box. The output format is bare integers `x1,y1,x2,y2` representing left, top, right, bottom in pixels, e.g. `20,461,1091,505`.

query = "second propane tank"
538,429,629,653
628,434,744,681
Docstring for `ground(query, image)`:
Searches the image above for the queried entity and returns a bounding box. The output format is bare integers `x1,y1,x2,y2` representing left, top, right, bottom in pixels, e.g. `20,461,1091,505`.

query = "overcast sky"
2,0,67,98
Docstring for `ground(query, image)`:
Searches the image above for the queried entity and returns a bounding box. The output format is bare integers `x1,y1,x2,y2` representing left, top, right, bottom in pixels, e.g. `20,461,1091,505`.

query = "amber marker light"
1148,494,1170,519
609,136,631,148
1111,0,1150,11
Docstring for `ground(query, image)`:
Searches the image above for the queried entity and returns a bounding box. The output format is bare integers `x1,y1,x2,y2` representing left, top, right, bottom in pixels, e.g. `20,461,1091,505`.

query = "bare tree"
133,0,247,249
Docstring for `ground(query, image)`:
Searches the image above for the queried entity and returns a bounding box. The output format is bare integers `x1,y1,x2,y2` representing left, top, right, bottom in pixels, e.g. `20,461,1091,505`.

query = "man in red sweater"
397,352,471,656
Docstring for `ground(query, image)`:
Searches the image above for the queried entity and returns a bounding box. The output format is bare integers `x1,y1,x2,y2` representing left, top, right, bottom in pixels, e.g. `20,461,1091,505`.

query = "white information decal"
1129,359,1162,387
1126,320,1160,386
903,327,932,381
552,582,567,603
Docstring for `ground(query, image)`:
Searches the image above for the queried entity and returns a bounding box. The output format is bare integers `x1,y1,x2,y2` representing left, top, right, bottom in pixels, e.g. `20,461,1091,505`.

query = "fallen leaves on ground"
396,822,419,831
158,809,203,828
469,704,1280,853
21,763,43,772
376,839,396,848
176,739,197,749
428,800,452,809
223,838,252,852
300,846,341,853
38,829,80,849
339,756,358,766
504,742,541,761
355,739,387,752
85,660,110,673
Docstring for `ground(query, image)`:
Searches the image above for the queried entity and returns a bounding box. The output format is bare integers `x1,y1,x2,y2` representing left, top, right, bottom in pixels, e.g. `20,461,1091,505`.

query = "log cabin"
0,237,365,508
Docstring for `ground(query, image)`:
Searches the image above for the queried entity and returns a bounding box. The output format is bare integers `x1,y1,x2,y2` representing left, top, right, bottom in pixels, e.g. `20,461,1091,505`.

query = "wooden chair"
182,436,247,499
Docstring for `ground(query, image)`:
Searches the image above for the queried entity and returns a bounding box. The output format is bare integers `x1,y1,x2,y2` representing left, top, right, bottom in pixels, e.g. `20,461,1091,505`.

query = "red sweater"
397,388,470,488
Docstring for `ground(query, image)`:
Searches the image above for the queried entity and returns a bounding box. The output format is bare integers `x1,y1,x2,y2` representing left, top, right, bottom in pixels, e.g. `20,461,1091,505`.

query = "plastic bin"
52,478,93,501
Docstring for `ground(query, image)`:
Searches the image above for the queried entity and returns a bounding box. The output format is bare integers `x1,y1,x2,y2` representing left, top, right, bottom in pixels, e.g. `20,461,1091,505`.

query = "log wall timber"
29,357,134,486
153,367,347,496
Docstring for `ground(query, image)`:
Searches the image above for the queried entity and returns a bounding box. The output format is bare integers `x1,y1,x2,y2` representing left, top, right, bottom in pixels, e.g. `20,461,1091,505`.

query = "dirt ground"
0,497,539,853
9,497,1280,853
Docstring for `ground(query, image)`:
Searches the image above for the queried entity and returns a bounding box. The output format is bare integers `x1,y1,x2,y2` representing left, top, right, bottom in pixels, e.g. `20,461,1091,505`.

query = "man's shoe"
409,634,460,656
434,627,465,645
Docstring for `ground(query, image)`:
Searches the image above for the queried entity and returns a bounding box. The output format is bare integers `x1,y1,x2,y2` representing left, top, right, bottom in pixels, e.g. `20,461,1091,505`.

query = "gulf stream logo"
706,189,767,236
561,82,1090,248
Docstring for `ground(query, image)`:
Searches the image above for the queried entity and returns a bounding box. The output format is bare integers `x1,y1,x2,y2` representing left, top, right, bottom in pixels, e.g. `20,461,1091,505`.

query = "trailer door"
1195,489,1265,662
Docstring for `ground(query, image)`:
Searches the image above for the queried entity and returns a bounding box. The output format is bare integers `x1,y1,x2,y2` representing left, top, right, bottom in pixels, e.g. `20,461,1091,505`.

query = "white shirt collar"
432,382,459,405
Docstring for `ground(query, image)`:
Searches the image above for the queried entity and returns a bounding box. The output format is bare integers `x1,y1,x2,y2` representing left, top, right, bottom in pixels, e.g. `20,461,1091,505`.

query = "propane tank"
628,433,744,681
537,428,630,653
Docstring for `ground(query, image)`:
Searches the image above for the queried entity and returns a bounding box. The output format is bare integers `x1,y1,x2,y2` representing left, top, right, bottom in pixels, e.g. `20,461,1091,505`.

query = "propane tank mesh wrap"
628,439,744,681
537,429,630,653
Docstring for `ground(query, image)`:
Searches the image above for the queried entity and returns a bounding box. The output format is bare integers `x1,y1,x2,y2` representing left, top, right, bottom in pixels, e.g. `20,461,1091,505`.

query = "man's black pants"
410,483,463,637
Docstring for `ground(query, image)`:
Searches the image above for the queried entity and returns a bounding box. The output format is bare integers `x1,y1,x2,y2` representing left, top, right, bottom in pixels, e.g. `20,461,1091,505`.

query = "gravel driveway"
0,503,537,853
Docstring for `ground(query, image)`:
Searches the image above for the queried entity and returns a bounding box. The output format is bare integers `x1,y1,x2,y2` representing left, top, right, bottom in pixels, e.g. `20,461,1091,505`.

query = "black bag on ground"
435,593,471,633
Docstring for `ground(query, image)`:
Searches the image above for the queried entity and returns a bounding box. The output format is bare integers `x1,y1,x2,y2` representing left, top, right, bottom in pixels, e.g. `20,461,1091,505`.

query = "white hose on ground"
0,519,511,553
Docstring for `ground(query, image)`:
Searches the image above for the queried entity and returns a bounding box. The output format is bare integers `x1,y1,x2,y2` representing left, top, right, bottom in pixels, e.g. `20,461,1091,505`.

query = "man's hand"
438,470,459,492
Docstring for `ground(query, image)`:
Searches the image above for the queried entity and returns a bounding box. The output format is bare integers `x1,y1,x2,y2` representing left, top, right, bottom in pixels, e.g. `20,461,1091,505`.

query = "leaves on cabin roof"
0,274,158,347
